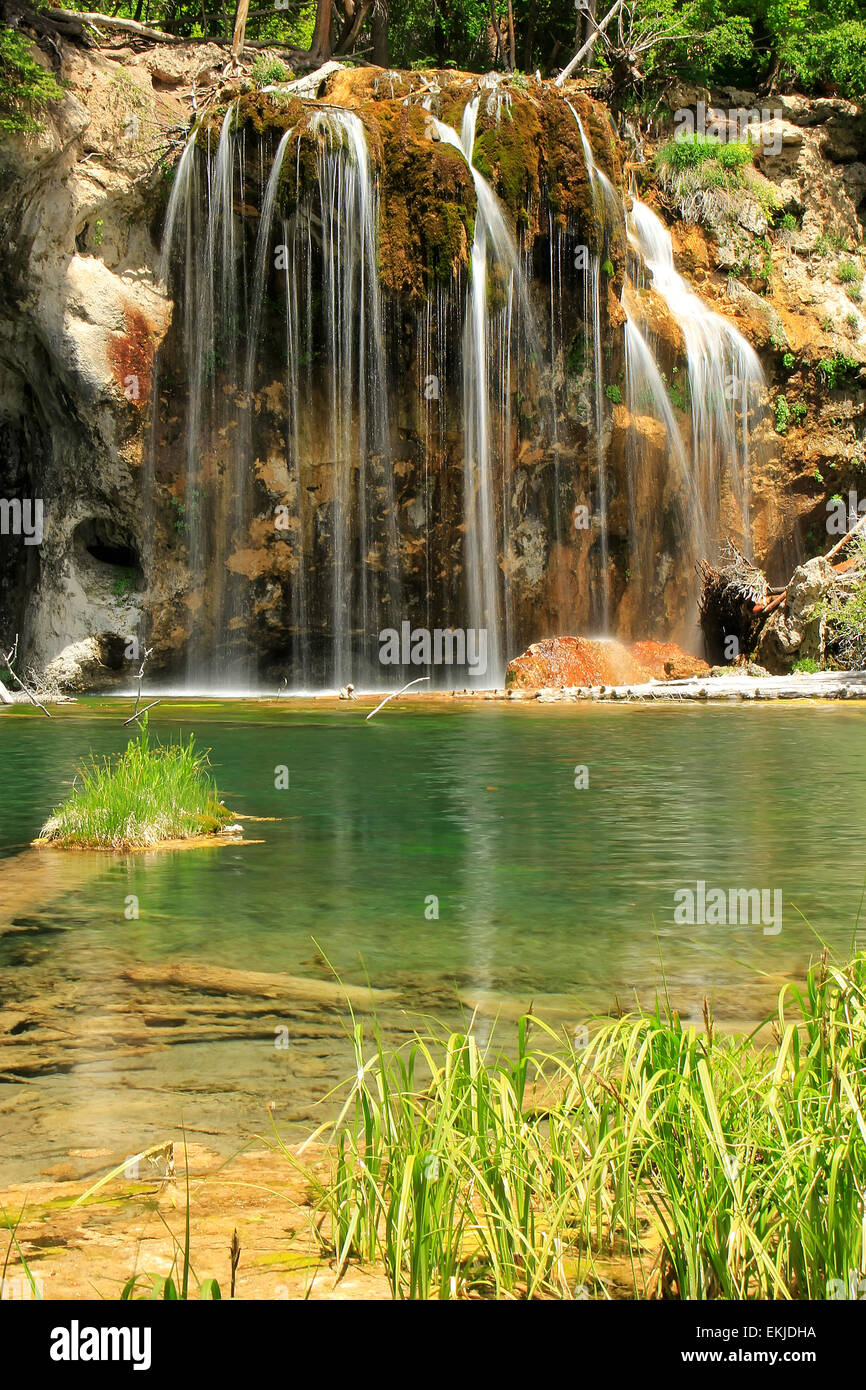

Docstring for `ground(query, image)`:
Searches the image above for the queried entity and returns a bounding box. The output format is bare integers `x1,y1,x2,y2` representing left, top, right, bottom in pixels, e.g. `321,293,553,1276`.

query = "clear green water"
1,699,864,1180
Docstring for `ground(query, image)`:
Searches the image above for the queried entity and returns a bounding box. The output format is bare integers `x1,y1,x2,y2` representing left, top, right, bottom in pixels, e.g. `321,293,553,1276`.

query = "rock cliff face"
0,39,863,689
0,40,212,682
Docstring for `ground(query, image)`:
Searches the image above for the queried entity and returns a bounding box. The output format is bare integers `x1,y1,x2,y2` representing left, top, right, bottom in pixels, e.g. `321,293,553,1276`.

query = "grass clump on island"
39,715,232,849
288,947,866,1300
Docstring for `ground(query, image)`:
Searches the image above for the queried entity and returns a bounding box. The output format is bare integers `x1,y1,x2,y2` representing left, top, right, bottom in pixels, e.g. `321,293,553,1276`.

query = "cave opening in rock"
74,519,143,586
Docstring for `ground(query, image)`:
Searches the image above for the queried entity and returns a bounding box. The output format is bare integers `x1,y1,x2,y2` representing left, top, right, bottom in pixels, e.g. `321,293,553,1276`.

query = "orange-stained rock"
629,640,712,681
505,636,650,689
505,635,709,689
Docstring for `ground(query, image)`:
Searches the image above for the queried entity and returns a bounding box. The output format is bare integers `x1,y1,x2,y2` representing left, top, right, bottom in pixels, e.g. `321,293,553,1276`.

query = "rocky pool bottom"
1,697,865,1188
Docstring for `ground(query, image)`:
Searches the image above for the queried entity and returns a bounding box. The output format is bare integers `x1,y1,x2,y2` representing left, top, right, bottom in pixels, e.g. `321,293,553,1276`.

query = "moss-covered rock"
374,100,476,296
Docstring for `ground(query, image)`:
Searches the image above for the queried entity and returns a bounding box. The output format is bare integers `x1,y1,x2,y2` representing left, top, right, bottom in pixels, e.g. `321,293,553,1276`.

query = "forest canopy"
3,0,866,99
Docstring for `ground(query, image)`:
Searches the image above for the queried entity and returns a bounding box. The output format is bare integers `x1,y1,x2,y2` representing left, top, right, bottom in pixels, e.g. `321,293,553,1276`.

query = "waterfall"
622,308,696,597
626,196,764,558
149,87,772,691
570,105,765,626
570,107,626,631
155,104,398,690
310,110,395,685
428,93,543,684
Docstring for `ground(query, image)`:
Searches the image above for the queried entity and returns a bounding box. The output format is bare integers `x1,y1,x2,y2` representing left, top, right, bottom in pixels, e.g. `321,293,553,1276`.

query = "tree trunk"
488,0,505,67
371,0,389,65
433,0,448,66
554,0,623,85
522,0,536,71
310,0,333,61
506,0,515,71
231,0,250,57
335,0,372,54
582,0,598,68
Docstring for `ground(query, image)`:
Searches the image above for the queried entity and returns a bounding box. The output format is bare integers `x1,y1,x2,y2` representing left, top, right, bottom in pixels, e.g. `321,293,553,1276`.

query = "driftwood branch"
753,510,866,617
124,699,161,727
555,0,624,85
1,635,51,717
132,645,153,718
50,8,181,41
365,676,430,721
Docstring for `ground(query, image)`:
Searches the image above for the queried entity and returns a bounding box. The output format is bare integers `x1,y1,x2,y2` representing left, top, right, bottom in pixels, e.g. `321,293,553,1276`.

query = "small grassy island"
37,717,233,850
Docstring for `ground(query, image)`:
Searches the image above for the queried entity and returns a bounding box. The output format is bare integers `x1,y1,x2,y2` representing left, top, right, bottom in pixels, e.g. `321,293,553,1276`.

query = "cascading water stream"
288,108,397,686
154,104,400,689
428,91,544,683
626,196,765,558
149,87,773,691
569,106,627,630
570,104,766,614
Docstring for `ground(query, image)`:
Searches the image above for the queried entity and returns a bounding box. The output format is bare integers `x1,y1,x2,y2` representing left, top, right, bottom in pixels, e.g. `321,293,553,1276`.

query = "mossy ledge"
191,73,625,303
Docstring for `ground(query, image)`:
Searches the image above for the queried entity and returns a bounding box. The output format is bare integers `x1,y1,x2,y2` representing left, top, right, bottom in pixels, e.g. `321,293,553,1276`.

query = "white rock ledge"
531,670,866,702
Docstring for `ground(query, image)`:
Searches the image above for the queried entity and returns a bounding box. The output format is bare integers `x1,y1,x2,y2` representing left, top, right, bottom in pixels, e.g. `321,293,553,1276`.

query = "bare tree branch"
555,0,624,85
1,636,51,717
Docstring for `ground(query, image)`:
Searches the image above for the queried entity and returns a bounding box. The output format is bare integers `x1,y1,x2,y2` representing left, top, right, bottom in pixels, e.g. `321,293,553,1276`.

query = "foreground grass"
288,950,866,1300
40,716,231,849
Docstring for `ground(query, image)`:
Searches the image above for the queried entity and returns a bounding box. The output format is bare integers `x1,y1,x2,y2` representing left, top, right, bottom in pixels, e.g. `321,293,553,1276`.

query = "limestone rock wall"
0,39,863,688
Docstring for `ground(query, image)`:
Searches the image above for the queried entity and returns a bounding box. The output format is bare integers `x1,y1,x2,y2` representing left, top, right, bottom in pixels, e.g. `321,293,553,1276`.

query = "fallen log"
120,961,397,1011
50,8,180,42
751,510,866,617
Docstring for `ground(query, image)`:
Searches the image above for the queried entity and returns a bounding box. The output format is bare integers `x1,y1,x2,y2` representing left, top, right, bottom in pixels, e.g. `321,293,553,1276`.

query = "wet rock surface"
0,45,863,688
504,634,709,689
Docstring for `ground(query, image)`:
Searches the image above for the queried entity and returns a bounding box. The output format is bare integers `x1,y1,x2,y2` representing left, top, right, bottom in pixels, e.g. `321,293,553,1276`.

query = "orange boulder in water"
505,636,710,690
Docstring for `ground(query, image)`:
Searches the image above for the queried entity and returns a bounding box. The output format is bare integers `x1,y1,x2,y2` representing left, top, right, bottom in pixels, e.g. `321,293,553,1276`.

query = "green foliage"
170,494,189,535
823,533,866,668
766,0,866,97
605,383,623,404
298,949,866,1299
792,656,820,673
0,28,65,134
668,367,690,412
658,132,754,174
774,395,790,434
44,1,866,97
818,354,859,389
111,566,137,601
251,56,290,87
654,133,765,221
839,259,861,284
39,714,231,848
566,335,586,377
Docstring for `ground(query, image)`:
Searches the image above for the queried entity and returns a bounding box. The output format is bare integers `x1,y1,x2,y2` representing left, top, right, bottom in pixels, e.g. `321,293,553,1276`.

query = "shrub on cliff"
823,533,866,669
0,28,64,135
654,132,779,225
